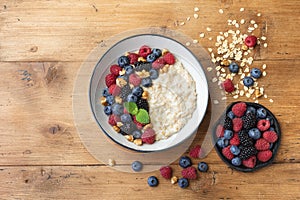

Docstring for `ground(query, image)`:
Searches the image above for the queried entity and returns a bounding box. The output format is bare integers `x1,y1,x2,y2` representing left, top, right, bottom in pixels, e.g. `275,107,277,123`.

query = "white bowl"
89,34,209,152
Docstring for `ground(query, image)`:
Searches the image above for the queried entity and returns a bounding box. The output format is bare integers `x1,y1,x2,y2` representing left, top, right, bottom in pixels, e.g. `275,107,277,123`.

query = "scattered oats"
240,19,245,24
186,16,191,21
249,88,255,94
213,99,219,104
254,24,258,29
212,77,218,83
250,20,256,24
222,96,227,100
217,71,221,77
208,48,213,52
206,27,212,32
221,73,226,77
219,9,224,14
235,90,240,95
199,32,205,38
194,13,199,19
241,73,245,79
240,90,245,96
236,30,240,34
194,7,199,12
264,43,268,48
240,62,246,67
257,13,262,17
261,36,267,41
240,7,245,12
179,21,185,26
246,93,251,98
108,159,116,166
233,95,239,99
235,23,240,28
262,64,267,69
263,71,267,76
221,68,226,73
254,82,258,87
209,37,213,41
244,67,250,73
186,42,191,46
264,94,268,98
244,86,249,91
269,98,274,103
216,66,221,71
193,39,199,44
212,58,216,63
207,67,213,72
254,99,259,103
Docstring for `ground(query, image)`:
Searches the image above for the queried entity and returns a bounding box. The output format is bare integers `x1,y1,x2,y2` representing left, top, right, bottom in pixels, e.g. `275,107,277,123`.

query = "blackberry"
222,116,233,130
120,84,132,101
238,130,253,147
136,98,149,112
135,62,152,71
239,146,257,160
242,112,256,129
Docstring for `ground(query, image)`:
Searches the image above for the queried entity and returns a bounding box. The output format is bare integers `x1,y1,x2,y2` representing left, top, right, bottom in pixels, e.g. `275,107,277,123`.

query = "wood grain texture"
0,0,299,199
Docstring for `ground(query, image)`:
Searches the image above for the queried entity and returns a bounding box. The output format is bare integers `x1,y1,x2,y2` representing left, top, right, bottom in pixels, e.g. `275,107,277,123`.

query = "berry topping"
131,161,143,172
127,53,139,64
222,145,234,160
229,62,239,73
230,145,241,156
216,124,225,137
141,128,155,144
223,116,233,130
111,103,124,116
224,130,234,140
118,55,130,67
257,150,273,162
227,111,235,119
239,146,257,160
160,166,172,179
238,130,254,147
189,145,203,158
248,128,261,140
127,94,138,103
257,119,271,131
256,107,267,118
129,73,141,87
110,64,122,76
255,138,270,151
132,129,142,139
149,69,159,79
198,162,208,172
141,77,152,87
146,53,156,63
108,114,118,126
152,57,166,69
232,102,247,117
135,62,152,71
242,155,256,168
120,113,132,123
243,76,254,87
250,68,262,79
246,106,256,115
108,84,121,96
178,178,189,188
179,156,192,168
217,137,229,148
231,157,242,166
163,52,176,65
132,86,144,97
152,48,162,57
232,118,243,132
102,88,109,97
104,106,112,115
181,166,197,179
105,73,117,87
139,45,152,58
230,133,241,146
244,35,257,47
242,112,256,129
136,98,149,112
147,176,159,187
263,131,278,143
222,79,235,93
106,95,115,105
124,65,134,75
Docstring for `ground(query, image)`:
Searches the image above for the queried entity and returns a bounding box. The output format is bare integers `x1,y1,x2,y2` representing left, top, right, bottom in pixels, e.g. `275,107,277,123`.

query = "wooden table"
0,0,299,199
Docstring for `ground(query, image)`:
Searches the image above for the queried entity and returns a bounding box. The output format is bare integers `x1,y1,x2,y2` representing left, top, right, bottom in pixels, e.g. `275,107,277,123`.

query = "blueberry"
149,69,159,80
250,68,262,79
132,87,143,97
152,48,162,57
132,130,142,139
257,107,267,118
231,157,242,166
246,106,256,115
121,113,132,123
269,143,274,149
147,176,159,187
102,88,109,97
124,65,134,75
146,53,156,63
118,56,130,67
229,62,239,73
141,77,152,87
217,137,229,148
106,95,115,105
131,161,143,172
198,162,208,172
111,103,123,116
243,77,254,87
230,145,240,155
127,94,138,102
227,111,235,119
104,106,112,115
266,116,274,126
224,130,233,139
178,178,189,188
248,128,261,139
179,156,192,168
269,127,275,131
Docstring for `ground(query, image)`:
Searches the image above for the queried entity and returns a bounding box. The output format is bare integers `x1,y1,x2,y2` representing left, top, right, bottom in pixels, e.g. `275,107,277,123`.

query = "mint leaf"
136,109,149,124
123,102,138,115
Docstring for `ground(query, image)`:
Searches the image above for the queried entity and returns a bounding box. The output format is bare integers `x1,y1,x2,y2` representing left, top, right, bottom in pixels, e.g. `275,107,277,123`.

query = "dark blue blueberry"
178,178,189,188
147,176,159,187
227,111,235,119
269,143,274,149
118,56,130,67
257,107,267,119
152,48,162,57
104,106,112,115
217,137,229,148
266,116,274,126
243,77,254,87
132,86,143,97
106,95,115,105
124,65,134,75
102,88,109,97
179,156,192,168
141,77,152,87
231,157,242,166
230,145,240,155
251,68,262,79
132,130,142,139
269,127,275,131
224,130,233,139
229,62,239,73
146,53,156,63
149,69,159,79
248,128,261,139
246,106,256,115
111,103,123,116
198,162,208,172
131,161,143,172
120,113,132,123
127,94,138,102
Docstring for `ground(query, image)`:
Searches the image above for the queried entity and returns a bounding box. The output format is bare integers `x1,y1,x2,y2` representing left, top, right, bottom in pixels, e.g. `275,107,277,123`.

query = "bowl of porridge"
89,34,209,152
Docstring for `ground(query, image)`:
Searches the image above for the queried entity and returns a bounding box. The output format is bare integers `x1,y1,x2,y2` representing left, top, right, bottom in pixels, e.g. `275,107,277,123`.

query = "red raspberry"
222,146,234,160
257,119,271,131
128,53,139,64
141,128,156,144
263,131,278,143
108,84,121,96
108,114,117,126
133,116,144,129
163,52,176,65
105,74,116,87
244,35,257,47
255,138,270,151
222,79,235,93
216,124,225,137
160,166,172,179
257,150,272,162
138,45,151,58
129,73,141,86
232,102,247,117
181,166,197,180
242,155,256,168
232,118,243,132
189,145,203,158
230,133,240,146
110,64,122,76
152,57,166,69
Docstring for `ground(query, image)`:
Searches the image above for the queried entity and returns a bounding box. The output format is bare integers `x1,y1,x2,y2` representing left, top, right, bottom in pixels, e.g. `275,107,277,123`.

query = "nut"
108,159,116,166
133,139,143,146
117,122,123,127
115,96,122,104
100,96,108,106
113,126,120,133
125,135,134,142
119,69,126,76
138,57,146,62
116,77,127,87
142,91,149,99
241,44,248,51
171,176,178,184
162,49,169,55
222,59,230,66
255,89,263,98
143,123,153,130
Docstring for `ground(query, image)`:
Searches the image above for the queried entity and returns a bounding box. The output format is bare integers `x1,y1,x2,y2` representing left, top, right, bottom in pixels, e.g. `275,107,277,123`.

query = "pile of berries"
214,101,280,171
100,45,176,146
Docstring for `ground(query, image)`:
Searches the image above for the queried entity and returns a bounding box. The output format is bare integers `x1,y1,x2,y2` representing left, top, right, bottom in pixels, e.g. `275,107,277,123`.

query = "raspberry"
132,116,144,129
216,124,225,137
108,114,117,126
105,73,116,87
239,146,257,160
138,45,151,58
152,57,166,69
238,130,253,147
223,116,233,130
222,145,234,160
242,112,256,129
163,52,176,65
129,73,141,86
108,84,121,96
160,166,172,179
257,150,273,162
110,64,122,76
242,155,256,168
244,35,257,47
232,102,247,117
141,128,156,144
230,133,240,146
255,138,270,151
189,145,203,158
257,119,271,131
222,79,235,93
181,166,197,180
263,131,278,143
128,53,139,64
232,118,243,132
